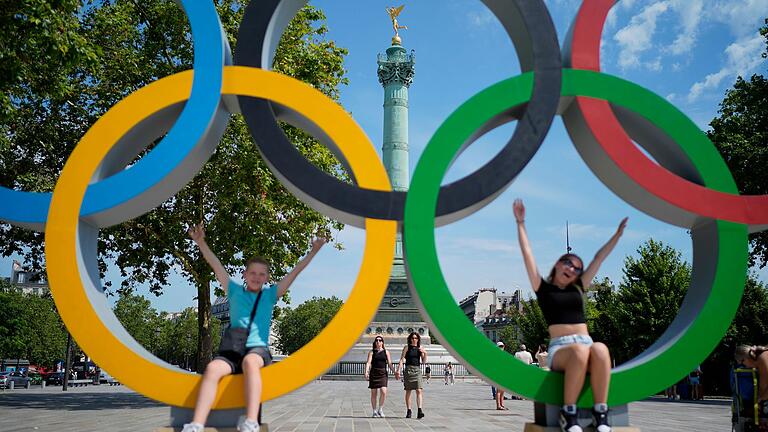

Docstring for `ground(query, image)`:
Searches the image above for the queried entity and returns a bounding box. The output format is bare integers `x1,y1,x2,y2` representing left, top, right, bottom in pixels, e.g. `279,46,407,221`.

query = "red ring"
569,0,768,228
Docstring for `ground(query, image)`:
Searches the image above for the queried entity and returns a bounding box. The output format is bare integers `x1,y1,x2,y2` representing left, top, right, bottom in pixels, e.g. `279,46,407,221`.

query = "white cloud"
614,1,670,70
467,8,495,28
441,236,519,256
687,32,765,102
667,0,703,55
712,0,768,37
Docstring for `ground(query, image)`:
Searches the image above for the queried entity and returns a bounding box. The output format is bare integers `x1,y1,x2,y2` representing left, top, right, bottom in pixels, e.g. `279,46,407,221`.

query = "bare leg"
192,360,233,424
588,343,611,404
379,387,388,409
405,389,412,410
551,344,590,405
416,388,423,408
242,353,265,422
370,388,377,411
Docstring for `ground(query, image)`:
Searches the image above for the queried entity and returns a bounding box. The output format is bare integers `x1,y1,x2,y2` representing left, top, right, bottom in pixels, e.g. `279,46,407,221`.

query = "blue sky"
3,0,768,313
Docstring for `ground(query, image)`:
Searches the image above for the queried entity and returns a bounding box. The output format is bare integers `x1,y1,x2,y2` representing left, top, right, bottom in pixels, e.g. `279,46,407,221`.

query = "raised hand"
310,236,328,252
616,217,628,236
513,199,526,223
187,222,205,243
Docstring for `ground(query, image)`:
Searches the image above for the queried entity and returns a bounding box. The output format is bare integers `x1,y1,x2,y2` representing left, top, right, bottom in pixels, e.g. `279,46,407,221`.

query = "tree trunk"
196,280,213,372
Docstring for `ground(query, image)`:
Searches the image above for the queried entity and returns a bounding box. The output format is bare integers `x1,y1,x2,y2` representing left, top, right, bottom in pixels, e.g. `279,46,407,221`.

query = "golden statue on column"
386,5,407,45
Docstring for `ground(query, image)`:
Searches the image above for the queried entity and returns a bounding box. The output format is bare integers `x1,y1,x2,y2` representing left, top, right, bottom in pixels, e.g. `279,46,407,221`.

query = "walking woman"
396,332,427,419
364,336,396,418
514,199,626,432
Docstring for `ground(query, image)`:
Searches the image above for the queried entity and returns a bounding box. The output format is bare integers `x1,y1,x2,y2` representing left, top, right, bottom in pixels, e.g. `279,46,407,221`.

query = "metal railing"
324,361,472,377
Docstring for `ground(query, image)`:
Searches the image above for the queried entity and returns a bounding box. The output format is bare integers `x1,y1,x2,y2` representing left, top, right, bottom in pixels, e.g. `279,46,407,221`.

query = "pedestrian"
182,223,325,432
664,383,677,400
515,344,533,365
425,365,431,383
535,344,549,371
444,362,454,385
735,345,768,422
688,365,703,400
514,198,626,432
396,332,427,419
495,341,508,410
364,336,396,418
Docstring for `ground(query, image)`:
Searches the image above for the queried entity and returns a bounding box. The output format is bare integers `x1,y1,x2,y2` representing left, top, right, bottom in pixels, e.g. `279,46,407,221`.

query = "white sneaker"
181,423,204,432
239,418,260,432
371,410,379,418
377,408,385,418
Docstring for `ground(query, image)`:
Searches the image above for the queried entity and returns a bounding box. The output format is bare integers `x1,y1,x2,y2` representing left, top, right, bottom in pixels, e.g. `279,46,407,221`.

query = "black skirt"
368,367,388,389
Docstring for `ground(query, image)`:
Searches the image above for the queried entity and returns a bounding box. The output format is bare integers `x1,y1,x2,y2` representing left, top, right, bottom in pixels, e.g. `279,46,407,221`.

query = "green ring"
404,69,748,406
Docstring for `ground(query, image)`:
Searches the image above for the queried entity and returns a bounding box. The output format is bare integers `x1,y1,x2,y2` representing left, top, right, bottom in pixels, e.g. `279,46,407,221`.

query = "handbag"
218,290,263,356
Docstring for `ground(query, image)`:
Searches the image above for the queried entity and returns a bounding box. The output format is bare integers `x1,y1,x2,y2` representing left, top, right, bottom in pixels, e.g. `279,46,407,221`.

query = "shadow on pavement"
641,396,731,406
0,392,162,411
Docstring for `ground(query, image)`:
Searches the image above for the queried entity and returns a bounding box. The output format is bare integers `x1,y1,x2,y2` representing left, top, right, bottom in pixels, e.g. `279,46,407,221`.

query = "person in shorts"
183,223,325,432
514,199,626,432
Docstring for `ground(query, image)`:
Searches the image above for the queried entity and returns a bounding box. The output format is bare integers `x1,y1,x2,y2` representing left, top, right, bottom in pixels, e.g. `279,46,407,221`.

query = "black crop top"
405,346,421,366
535,278,586,325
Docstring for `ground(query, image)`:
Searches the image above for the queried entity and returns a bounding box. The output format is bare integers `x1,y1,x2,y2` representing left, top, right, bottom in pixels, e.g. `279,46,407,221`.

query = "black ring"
234,0,561,228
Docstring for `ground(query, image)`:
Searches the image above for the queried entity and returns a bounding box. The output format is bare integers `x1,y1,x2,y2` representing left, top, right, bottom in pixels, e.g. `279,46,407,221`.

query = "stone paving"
0,380,731,431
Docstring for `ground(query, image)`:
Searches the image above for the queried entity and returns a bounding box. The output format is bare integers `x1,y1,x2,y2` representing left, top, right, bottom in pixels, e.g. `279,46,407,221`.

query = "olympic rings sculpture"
0,0,764,409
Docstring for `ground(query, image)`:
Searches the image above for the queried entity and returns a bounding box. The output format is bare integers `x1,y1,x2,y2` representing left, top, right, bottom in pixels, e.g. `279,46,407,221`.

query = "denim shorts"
547,334,593,370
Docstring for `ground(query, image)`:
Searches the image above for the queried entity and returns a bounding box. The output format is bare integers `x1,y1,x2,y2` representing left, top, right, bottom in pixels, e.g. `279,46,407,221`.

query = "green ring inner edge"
404,69,748,406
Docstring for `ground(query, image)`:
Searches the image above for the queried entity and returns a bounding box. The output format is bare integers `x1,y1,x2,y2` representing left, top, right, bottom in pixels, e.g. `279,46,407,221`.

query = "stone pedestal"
163,407,267,431
527,402,639,431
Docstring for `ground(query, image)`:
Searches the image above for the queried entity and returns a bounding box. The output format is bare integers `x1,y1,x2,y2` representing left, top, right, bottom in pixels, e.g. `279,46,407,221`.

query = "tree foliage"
513,299,549,349
112,292,221,371
607,240,690,363
0,281,67,366
274,296,342,355
0,1,348,369
708,18,768,267
113,292,164,353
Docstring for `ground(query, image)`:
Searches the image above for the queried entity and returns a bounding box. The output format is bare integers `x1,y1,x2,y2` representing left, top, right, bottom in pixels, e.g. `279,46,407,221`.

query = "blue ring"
0,0,228,229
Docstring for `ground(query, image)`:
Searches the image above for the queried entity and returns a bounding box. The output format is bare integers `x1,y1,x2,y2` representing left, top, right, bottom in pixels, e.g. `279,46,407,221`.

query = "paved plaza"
0,380,730,431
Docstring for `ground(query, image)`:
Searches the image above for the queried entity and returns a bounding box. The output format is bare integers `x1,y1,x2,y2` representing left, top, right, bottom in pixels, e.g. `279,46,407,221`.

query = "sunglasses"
375,338,383,342
559,257,583,275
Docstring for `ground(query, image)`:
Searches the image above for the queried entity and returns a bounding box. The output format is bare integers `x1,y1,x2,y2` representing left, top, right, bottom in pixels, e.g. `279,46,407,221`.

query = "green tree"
274,296,342,355
587,277,621,352
497,321,520,352
513,299,549,349
609,240,690,364
708,18,768,267
0,2,348,369
0,280,67,366
112,292,163,353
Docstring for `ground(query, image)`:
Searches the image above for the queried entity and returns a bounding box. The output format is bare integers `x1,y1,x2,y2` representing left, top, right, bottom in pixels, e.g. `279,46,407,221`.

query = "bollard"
41,380,45,388
8,381,13,390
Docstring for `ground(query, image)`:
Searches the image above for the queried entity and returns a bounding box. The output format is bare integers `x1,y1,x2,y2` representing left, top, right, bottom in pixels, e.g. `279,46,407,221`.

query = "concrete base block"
524,424,640,432
534,402,630,428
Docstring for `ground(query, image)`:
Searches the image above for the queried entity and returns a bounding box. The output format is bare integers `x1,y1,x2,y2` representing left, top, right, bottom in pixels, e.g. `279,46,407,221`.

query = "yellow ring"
45,66,396,408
